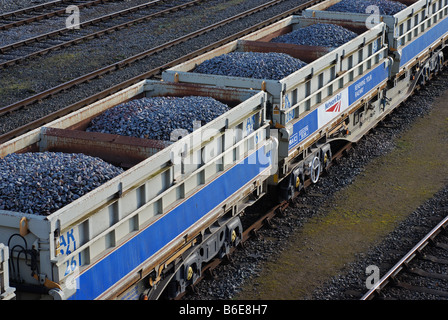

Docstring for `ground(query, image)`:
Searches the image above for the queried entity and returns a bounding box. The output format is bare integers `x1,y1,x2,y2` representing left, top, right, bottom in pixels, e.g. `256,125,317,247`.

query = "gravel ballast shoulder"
0,0,50,13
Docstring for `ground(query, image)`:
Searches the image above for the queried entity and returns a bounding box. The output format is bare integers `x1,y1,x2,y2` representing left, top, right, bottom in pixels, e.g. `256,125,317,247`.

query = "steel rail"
0,0,322,143
361,214,448,300
0,0,71,20
0,0,202,69
0,0,163,54
0,0,115,30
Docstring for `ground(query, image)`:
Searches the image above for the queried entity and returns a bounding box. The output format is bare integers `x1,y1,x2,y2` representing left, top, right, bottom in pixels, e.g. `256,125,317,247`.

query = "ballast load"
0,152,123,216
270,23,358,48
326,0,407,15
86,96,230,141
192,51,307,80
0,81,271,300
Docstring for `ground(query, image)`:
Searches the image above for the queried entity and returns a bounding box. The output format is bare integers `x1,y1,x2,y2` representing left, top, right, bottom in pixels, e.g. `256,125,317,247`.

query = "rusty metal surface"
41,127,169,168
253,25,293,42
0,128,42,158
238,40,332,63
147,81,256,107
397,0,419,6
298,17,368,34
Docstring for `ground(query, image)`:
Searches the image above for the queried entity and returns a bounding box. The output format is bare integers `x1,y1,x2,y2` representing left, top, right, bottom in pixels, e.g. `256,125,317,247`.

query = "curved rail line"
0,0,322,144
362,214,448,300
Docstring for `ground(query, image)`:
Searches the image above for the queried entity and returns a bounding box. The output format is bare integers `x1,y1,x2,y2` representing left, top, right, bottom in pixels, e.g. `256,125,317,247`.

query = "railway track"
0,0,115,30
0,0,71,20
362,214,448,300
0,0,322,144
0,0,199,68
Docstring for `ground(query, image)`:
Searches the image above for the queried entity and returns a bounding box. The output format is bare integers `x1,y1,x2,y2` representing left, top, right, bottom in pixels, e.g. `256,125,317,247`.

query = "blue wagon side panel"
288,61,390,152
348,61,390,106
69,144,271,300
400,15,448,67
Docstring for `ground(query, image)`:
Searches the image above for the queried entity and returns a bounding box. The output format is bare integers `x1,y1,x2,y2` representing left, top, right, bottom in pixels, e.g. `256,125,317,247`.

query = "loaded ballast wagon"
163,14,391,201
0,80,274,300
304,0,448,108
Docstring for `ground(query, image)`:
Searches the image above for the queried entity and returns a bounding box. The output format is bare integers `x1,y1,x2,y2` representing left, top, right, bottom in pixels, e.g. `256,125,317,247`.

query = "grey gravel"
326,0,407,15
271,23,358,48
0,0,49,13
0,0,185,48
192,51,307,80
86,96,229,141
0,151,124,215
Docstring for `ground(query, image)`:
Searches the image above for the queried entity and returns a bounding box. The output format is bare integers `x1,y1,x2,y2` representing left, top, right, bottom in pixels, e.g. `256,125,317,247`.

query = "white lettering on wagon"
298,125,309,141
354,74,373,100
59,228,82,277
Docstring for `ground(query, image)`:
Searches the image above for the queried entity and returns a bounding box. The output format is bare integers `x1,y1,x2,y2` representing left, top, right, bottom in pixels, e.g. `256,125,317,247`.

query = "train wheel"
419,66,430,85
310,155,321,184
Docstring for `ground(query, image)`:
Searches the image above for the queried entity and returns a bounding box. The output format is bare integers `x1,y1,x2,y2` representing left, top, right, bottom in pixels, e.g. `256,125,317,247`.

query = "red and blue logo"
324,93,342,113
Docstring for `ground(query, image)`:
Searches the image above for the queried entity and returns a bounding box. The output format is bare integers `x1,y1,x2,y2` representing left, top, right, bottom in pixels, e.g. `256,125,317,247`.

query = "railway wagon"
0,80,274,300
162,15,391,200
304,0,448,86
